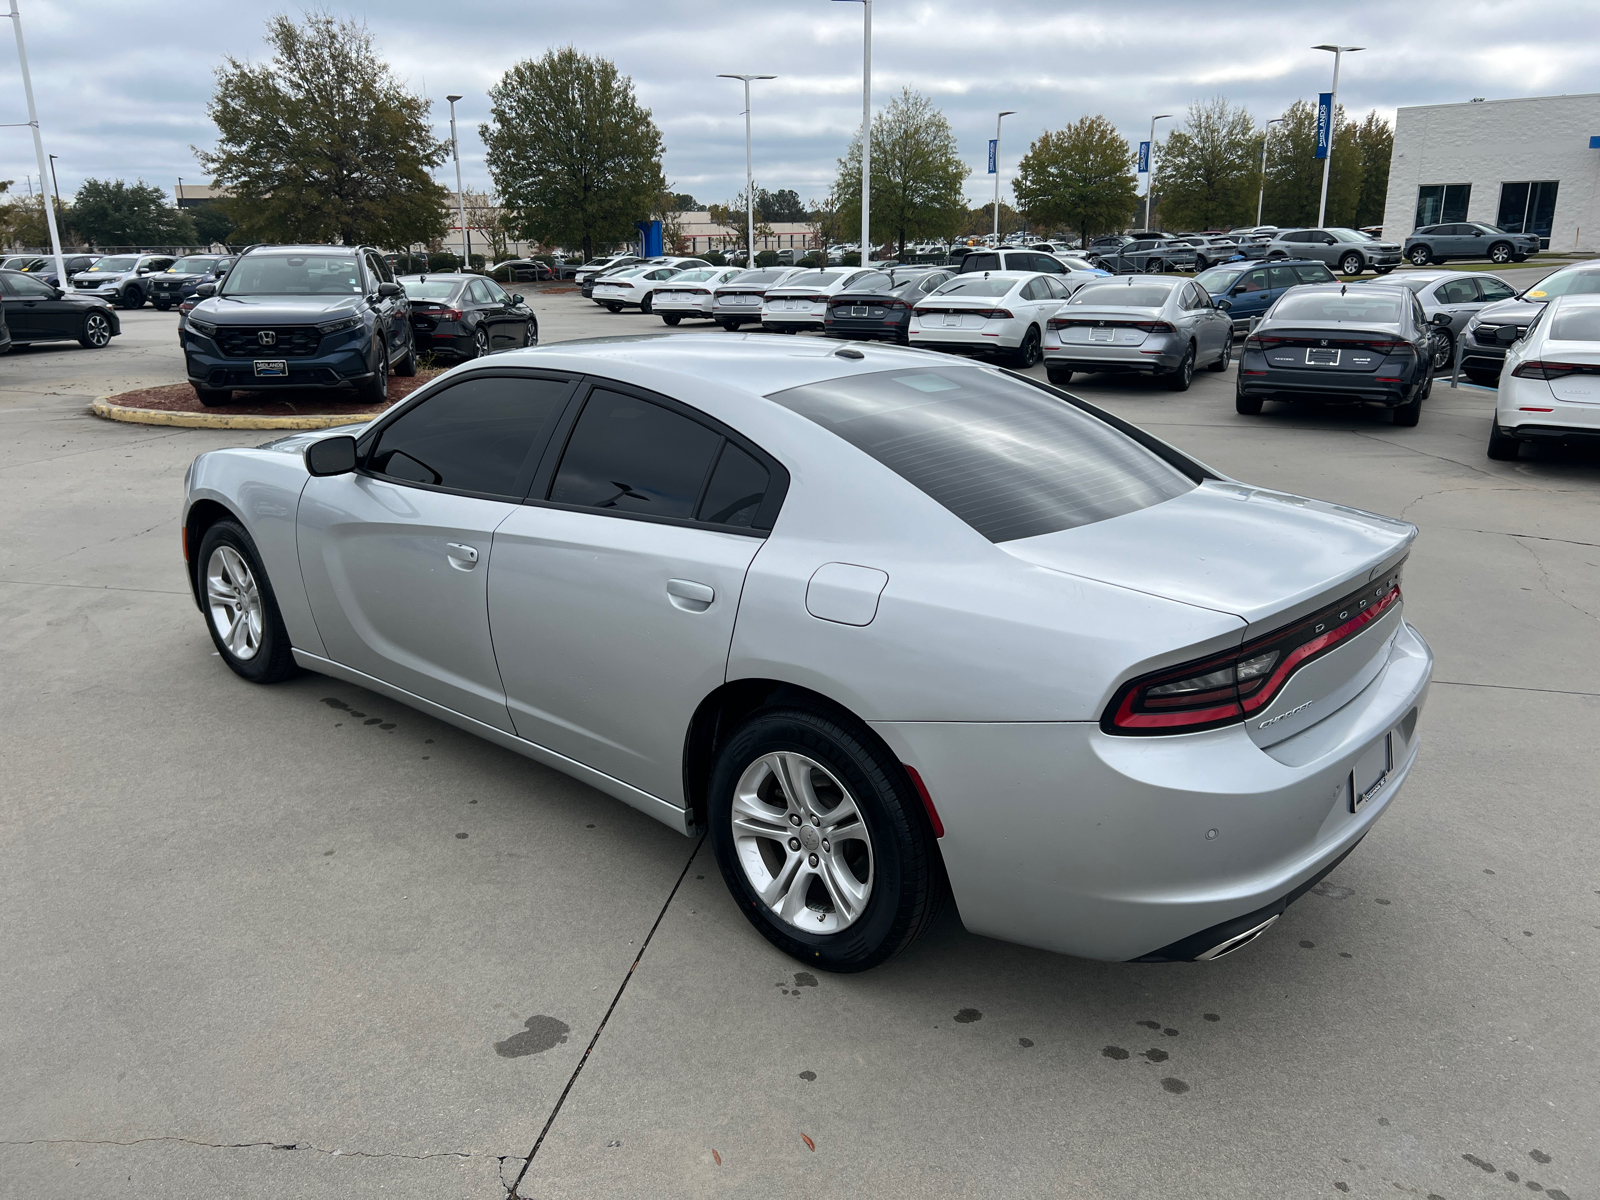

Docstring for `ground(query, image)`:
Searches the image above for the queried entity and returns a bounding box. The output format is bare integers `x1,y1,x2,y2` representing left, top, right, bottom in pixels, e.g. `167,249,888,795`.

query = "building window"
1497,181,1559,249
1414,184,1471,229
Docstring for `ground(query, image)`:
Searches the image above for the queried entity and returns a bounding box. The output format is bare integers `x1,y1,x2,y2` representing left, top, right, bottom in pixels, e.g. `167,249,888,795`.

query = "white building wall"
1383,93,1600,253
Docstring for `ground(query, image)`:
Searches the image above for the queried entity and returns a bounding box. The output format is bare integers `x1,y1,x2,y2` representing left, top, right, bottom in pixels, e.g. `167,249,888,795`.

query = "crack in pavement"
1462,528,1600,550
1433,680,1600,698
0,578,189,596
0,1135,499,1162
1510,535,1599,621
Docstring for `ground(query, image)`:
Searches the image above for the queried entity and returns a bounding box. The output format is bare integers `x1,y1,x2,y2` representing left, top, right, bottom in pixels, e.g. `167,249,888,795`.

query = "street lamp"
718,74,776,267
1256,118,1284,227
1143,114,1172,232
992,110,1016,245
831,0,872,264
1312,44,1363,228
446,94,467,267
7,0,68,290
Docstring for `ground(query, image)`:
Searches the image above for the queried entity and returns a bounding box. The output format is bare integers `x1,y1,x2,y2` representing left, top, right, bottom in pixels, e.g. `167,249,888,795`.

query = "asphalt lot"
2,266,1597,1199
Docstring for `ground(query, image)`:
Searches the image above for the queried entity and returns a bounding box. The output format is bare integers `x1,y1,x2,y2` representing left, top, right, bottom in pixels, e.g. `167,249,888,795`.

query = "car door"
364,251,406,360
1,271,72,338
1228,266,1273,324
487,381,783,806
467,278,509,347
1433,276,1481,331
296,371,578,731
1185,282,1227,360
1266,263,1301,308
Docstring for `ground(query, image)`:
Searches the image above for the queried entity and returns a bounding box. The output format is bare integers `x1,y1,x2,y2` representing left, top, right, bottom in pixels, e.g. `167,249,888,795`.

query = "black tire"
640,292,654,315
1339,252,1364,276
195,519,299,685
1374,266,1395,275
355,338,389,404
1207,335,1232,372
1488,242,1514,265
525,316,539,346
471,326,490,359
120,286,145,310
1428,329,1454,372
708,706,947,973
193,385,232,406
153,301,172,311
1047,366,1073,385
1432,257,1450,266
1235,380,1263,414
1512,254,1529,263
662,314,682,326
604,302,623,313
1143,257,1164,274
718,318,740,331
1486,423,1520,460
78,310,113,349
1392,385,1424,426
1408,246,1431,266
1164,343,1196,391
1465,366,1501,387
393,331,418,377
1012,325,1042,368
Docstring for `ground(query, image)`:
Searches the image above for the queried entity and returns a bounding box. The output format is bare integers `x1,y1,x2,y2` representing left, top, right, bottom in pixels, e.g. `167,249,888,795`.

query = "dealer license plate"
253,360,288,377
943,312,962,327
1090,327,1114,342
1306,347,1341,366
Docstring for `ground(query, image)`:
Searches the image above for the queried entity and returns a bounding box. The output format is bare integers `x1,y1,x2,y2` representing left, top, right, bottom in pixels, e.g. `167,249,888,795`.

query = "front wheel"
1164,343,1196,391
708,706,947,973
524,316,539,346
1374,266,1395,275
196,520,298,684
1488,242,1514,265
661,314,682,326
355,339,389,404
1339,252,1364,276
640,292,654,315
120,286,145,310
1486,423,1520,460
1465,367,1501,387
193,386,232,406
79,310,113,349
153,301,172,312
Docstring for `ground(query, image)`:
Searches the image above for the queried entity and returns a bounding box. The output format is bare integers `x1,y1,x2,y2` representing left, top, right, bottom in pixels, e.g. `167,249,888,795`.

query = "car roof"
398,273,471,281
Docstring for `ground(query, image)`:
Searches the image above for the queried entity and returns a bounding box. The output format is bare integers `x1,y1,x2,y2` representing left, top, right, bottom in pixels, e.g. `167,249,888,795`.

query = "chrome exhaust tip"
1195,913,1280,961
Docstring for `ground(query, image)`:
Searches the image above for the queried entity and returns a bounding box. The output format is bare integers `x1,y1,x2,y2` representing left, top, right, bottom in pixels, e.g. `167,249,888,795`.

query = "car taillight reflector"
1102,571,1403,736
1512,360,1597,380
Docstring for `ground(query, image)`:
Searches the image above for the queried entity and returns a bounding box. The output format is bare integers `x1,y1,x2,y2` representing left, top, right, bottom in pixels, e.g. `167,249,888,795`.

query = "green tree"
1352,110,1393,228
1156,97,1258,231
1263,98,1361,228
187,199,236,247
755,188,806,223
959,201,1022,239
1012,115,1138,247
832,87,970,258
197,12,448,248
71,179,194,247
482,47,666,262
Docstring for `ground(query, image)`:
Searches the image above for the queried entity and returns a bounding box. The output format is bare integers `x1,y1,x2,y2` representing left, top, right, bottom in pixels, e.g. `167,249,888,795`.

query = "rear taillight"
1103,571,1403,736
427,307,463,321
1512,360,1592,380
974,308,1014,320
1133,320,1177,334
1244,334,1282,351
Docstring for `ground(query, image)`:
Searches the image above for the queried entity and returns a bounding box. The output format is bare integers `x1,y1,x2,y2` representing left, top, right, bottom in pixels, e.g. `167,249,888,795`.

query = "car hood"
191,295,370,324
1002,480,1415,637
1471,296,1544,326
75,273,126,283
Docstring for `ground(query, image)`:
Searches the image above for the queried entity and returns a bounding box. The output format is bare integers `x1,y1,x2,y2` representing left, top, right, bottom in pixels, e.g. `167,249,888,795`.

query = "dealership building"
1382,92,1600,252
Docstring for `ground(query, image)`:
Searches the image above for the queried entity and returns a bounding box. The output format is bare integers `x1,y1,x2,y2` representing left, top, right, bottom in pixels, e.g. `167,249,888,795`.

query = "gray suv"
1403,223,1539,267
1264,228,1401,276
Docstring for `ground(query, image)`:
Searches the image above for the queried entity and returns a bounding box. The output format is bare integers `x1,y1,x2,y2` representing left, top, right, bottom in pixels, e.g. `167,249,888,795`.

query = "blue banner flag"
1138,140,1150,173
1315,92,1334,159
988,139,997,174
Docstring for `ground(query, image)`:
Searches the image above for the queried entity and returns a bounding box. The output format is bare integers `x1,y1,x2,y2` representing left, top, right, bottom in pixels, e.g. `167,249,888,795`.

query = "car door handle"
446,542,479,570
666,578,714,612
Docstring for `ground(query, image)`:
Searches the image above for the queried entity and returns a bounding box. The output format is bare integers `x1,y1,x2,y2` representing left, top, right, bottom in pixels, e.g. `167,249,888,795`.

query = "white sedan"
712,267,805,330
653,267,745,325
1488,293,1600,459
182,336,1430,971
909,270,1078,367
591,265,688,314
760,267,877,333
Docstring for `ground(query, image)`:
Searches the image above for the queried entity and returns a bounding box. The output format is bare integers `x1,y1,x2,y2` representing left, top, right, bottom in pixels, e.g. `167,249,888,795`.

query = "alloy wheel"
474,327,490,357
83,312,111,347
1340,253,1363,276
730,751,875,934
1409,247,1430,266
525,318,538,347
1490,243,1513,264
206,545,263,661
1429,329,1454,371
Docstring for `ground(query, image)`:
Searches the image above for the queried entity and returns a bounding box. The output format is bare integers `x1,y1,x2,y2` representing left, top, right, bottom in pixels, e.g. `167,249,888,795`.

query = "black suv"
148,254,235,310
182,244,415,407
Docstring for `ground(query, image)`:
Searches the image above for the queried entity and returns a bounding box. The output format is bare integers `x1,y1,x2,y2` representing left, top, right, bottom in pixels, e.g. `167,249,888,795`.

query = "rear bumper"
1044,338,1185,373
910,324,1021,350
1498,422,1600,446
1237,366,1418,406
873,620,1432,961
825,318,904,340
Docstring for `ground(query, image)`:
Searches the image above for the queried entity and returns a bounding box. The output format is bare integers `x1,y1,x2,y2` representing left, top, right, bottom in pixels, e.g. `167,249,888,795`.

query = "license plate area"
1349,732,1393,813
1090,327,1115,342
253,360,288,377
942,312,962,327
1306,347,1341,366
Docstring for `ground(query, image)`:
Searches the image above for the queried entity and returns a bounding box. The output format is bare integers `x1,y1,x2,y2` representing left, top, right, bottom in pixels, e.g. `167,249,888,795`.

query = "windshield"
1523,270,1600,300
768,366,1194,543
1195,267,1244,292
1328,228,1371,243
400,279,463,300
221,254,363,296
1271,292,1402,323
89,256,139,272
1068,282,1175,307
169,257,220,274
1549,308,1600,342
933,276,1017,298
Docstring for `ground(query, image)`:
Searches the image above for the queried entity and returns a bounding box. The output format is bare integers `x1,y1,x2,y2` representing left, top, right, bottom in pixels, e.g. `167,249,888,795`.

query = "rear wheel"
1235,379,1263,415
79,310,113,349
1408,246,1431,266
1486,423,1521,460
662,314,681,326
604,302,623,313
1143,257,1164,274
1047,366,1073,386
1428,329,1454,372
1392,389,1423,427
708,706,947,973
1012,325,1042,369
1465,366,1501,387
472,326,490,358
1488,242,1514,265
640,292,654,314
1164,343,1196,391
1339,252,1364,276
1207,335,1232,372
196,520,298,684
719,318,740,331
193,386,232,406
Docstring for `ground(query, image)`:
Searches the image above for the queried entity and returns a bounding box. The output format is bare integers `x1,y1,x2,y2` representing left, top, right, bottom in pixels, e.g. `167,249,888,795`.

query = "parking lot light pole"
1257,117,1284,227
1144,114,1172,232
718,74,775,267
8,0,68,292
446,95,467,268
1313,45,1363,228
992,110,1016,245
832,0,871,264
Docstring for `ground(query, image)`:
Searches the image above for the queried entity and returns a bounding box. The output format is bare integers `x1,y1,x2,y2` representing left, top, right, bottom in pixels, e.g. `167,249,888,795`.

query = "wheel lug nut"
812,815,821,826
788,814,801,826
808,853,819,867
789,837,801,851
821,839,830,852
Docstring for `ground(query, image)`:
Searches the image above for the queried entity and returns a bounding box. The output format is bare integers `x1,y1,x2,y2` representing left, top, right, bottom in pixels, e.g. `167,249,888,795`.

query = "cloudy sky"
3,0,1594,211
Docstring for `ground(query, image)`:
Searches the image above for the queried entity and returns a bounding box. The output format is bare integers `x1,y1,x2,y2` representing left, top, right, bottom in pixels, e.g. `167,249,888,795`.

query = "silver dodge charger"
181,337,1432,971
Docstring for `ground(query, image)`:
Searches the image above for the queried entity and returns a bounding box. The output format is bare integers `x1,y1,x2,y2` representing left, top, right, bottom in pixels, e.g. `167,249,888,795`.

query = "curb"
90,397,377,431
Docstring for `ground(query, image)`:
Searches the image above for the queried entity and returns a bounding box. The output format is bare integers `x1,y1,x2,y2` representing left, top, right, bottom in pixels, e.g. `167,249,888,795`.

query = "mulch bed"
104,368,445,417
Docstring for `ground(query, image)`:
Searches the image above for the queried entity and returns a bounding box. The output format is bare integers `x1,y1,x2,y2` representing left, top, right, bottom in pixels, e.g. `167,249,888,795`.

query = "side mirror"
1216,298,1233,312
194,282,217,299
1494,324,1521,344
511,294,524,305
1229,285,1247,296
1431,311,1453,326
377,281,403,298
306,435,358,477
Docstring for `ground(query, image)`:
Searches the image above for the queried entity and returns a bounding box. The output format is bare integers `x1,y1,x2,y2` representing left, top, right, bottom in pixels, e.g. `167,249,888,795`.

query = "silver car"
1264,228,1403,276
1363,269,1519,371
711,266,802,330
1042,275,1234,389
182,337,1431,970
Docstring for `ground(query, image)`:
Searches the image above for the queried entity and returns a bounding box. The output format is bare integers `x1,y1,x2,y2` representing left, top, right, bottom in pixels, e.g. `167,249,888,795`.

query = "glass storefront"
1414,183,1472,229
1497,181,1559,249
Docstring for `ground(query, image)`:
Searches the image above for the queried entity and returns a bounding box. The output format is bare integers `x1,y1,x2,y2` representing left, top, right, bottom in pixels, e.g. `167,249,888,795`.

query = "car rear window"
1292,263,1336,284
767,366,1194,543
1270,293,1403,323
1068,282,1175,307
1548,309,1600,342
1195,267,1243,292
933,276,1016,298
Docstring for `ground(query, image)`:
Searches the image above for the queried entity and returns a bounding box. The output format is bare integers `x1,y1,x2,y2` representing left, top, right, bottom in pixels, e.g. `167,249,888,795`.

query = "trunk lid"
1251,324,1406,374
1047,305,1165,347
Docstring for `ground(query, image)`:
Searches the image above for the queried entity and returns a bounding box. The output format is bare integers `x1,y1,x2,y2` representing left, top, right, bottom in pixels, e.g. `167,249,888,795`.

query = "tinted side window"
6,273,54,298
1020,278,1046,301
1268,266,1299,291
1292,263,1334,283
697,443,770,528
549,390,722,520
369,375,570,498
1477,278,1516,301
468,278,496,304
1438,278,1478,305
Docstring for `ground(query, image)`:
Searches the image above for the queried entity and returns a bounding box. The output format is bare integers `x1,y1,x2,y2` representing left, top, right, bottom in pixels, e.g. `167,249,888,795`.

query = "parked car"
1092,236,1200,274
1236,283,1435,425
956,248,1091,277
1487,294,1600,459
494,259,555,283
1367,270,1519,371
146,254,235,310
399,273,537,360
651,267,744,324
576,255,642,295
70,253,179,308
182,244,415,406
711,267,804,330
1457,261,1600,384
0,268,119,349
592,264,687,313
1173,235,1242,270
1403,222,1538,266
0,289,8,354
1087,234,1134,257
909,270,1077,367
1042,275,1233,390
760,266,878,333
823,267,953,343
588,257,708,305
1195,259,1338,334
2,253,100,288
182,337,1430,969
1233,229,1285,260
1263,228,1402,276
